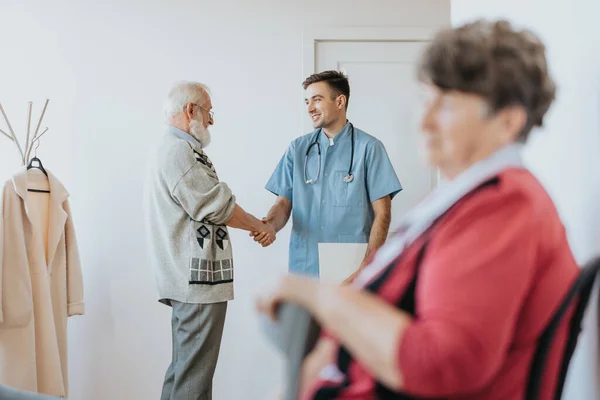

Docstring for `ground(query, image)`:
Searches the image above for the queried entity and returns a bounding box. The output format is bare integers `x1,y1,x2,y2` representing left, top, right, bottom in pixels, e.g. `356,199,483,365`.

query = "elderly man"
143,81,275,400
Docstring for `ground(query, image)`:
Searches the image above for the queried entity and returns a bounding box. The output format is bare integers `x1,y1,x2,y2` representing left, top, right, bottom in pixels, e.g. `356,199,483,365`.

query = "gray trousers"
161,300,228,400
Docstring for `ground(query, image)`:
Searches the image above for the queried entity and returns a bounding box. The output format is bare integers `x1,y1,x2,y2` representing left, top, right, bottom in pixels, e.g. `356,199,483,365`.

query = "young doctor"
253,71,402,283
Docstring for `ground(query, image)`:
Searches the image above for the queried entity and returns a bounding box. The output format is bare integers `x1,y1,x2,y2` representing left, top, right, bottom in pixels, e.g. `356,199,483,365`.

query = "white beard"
190,119,211,148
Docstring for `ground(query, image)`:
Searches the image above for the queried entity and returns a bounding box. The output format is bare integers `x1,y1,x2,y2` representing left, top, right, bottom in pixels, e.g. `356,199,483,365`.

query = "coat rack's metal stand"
0,99,50,165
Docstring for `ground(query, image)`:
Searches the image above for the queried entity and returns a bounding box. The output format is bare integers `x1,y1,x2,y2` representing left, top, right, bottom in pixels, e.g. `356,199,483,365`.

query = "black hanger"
27,157,50,193
27,156,47,176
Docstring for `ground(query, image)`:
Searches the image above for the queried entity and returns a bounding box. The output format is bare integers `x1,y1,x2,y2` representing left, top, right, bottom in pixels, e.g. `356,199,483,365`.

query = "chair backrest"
526,256,600,400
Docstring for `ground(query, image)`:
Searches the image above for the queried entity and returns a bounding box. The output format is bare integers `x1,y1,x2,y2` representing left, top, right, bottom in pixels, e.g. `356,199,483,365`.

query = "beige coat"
0,168,84,397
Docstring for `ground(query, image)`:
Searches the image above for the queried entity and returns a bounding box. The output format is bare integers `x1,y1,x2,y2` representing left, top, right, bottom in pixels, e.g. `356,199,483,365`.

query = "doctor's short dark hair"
303,70,350,109
418,19,556,142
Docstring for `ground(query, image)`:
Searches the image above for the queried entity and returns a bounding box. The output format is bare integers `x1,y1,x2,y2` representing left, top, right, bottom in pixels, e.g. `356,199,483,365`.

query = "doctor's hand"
250,218,276,247
342,270,360,285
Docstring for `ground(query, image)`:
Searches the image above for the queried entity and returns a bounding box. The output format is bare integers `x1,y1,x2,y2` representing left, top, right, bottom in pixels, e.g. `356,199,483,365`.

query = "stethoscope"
304,123,355,184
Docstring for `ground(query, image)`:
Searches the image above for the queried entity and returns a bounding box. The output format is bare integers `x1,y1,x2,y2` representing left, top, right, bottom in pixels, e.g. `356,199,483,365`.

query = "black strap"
525,259,600,399
374,243,430,400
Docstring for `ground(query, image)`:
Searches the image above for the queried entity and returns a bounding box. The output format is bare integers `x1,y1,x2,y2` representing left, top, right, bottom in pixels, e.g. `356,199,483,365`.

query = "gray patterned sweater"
143,126,236,305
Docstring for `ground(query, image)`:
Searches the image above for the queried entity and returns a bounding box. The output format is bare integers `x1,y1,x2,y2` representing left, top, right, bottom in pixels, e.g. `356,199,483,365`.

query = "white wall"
0,1,450,399
451,1,600,399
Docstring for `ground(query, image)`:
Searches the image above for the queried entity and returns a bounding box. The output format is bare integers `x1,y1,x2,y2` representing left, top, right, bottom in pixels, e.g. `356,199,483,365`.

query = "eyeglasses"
193,103,214,120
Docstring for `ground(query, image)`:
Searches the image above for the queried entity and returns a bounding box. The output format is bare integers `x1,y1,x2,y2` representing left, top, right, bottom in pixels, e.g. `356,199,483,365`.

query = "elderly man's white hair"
163,81,211,120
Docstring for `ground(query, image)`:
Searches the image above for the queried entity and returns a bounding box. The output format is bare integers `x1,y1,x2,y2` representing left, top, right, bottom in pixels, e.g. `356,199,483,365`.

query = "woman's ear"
499,106,527,142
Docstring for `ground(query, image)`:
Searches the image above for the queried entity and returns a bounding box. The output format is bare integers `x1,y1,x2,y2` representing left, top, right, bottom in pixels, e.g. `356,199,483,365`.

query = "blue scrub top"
266,122,402,276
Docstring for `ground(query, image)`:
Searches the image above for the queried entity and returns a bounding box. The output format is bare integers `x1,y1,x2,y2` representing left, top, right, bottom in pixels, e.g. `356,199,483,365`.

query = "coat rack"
0,99,50,166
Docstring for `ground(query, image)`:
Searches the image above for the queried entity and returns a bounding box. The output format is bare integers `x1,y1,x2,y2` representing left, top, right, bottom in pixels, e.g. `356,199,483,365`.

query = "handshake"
249,218,277,248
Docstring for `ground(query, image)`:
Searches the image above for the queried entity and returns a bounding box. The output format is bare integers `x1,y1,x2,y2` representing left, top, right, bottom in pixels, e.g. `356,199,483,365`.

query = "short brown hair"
303,70,350,110
418,19,556,141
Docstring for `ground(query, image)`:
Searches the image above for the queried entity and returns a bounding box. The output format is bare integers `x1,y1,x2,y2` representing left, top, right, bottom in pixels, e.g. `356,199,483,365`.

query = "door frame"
301,26,442,186
302,26,438,79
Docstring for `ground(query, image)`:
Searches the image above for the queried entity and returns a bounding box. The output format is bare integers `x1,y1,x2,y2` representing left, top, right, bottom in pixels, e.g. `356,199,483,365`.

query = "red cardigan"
304,169,580,400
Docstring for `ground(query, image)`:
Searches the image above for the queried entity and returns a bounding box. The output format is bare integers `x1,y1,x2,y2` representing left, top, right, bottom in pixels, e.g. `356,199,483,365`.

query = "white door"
312,40,437,228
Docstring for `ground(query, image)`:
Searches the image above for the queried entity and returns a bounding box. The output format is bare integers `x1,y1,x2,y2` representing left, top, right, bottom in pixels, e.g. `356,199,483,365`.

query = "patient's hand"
299,338,338,396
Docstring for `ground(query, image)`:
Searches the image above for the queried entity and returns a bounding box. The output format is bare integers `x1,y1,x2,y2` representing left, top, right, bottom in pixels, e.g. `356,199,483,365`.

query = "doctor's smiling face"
304,81,346,130
303,70,350,133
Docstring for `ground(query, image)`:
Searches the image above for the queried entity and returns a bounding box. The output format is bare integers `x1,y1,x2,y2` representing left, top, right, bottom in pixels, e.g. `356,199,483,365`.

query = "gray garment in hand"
261,303,321,400
161,300,227,400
